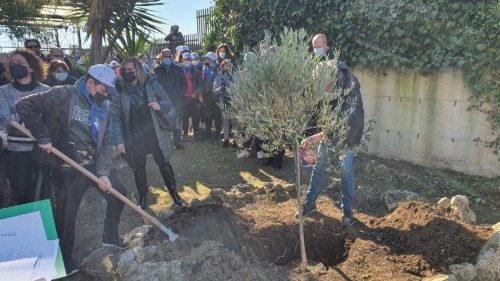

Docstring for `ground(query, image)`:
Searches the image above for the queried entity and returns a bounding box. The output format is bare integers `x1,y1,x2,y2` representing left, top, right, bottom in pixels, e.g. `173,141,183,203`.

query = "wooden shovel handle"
10,121,168,233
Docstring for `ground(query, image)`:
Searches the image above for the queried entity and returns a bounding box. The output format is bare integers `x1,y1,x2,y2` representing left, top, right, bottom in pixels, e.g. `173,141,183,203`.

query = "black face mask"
10,63,29,79
122,72,136,83
0,63,4,74
93,91,108,103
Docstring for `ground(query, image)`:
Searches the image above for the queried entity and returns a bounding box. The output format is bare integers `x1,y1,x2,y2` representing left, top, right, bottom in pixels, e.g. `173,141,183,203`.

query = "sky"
0,0,214,50
154,0,214,35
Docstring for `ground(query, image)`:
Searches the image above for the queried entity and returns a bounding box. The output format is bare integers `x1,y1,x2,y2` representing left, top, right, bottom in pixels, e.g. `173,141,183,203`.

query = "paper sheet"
0,211,59,280
0,257,37,281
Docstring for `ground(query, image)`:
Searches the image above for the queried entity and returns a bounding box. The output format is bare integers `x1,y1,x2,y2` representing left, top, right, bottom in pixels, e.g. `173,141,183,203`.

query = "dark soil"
19,138,495,280
129,197,493,281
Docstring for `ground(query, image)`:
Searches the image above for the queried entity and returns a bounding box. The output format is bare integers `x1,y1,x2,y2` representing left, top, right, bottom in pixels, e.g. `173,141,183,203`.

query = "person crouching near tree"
15,64,128,276
113,57,183,210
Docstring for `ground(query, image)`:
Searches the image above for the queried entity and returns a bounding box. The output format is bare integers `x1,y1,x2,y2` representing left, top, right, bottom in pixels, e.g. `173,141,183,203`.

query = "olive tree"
227,28,349,271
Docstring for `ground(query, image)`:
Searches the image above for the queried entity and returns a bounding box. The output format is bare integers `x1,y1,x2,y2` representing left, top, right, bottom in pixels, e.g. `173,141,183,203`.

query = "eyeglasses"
27,45,41,49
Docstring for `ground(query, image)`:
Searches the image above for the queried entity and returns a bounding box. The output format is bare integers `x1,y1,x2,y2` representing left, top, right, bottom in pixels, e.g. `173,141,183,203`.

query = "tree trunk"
77,26,83,53
294,145,308,272
90,28,103,65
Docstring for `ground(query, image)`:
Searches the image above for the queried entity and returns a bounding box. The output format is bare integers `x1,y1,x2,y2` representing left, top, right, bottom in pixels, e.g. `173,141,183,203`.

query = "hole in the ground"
240,219,348,267
165,205,348,268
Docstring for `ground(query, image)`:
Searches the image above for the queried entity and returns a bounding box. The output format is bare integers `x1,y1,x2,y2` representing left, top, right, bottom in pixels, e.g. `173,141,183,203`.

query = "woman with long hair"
0,49,51,204
215,43,235,64
112,57,183,209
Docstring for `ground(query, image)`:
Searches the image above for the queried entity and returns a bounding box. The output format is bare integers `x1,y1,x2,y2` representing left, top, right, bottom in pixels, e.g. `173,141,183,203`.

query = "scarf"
79,80,107,144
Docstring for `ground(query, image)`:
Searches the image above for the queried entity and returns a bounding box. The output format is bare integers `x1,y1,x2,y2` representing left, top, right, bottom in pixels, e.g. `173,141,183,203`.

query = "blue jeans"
303,142,355,215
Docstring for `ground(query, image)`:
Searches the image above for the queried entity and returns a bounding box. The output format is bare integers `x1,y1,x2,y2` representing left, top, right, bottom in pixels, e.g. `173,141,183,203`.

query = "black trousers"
205,99,222,137
51,168,126,264
6,151,39,204
182,97,200,135
131,143,176,196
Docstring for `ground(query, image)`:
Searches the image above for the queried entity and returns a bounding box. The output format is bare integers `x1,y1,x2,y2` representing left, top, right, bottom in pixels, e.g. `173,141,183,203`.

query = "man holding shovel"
15,64,127,276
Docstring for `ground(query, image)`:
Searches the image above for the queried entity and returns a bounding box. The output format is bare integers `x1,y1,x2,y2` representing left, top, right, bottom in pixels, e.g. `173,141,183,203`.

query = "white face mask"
183,61,191,67
219,52,226,59
314,48,325,57
192,60,199,66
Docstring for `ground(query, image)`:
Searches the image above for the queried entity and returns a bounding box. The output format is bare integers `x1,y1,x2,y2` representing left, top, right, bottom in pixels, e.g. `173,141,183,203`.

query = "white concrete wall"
355,68,499,178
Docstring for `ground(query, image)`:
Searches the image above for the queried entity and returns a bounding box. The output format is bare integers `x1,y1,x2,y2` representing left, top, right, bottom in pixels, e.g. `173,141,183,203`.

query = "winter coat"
153,63,187,111
202,65,219,102
182,66,202,98
15,80,114,177
112,74,176,168
333,61,364,147
165,32,185,51
213,71,234,105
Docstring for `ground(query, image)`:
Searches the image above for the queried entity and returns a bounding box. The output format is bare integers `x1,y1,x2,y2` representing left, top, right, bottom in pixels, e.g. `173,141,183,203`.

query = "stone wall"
355,68,499,178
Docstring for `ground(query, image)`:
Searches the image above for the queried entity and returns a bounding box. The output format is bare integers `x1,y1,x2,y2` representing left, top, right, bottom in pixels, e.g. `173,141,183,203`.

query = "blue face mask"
162,58,172,66
54,72,68,81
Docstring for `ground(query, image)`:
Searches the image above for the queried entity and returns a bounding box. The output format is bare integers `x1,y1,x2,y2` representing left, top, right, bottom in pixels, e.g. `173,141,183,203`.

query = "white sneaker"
236,149,250,159
256,151,264,159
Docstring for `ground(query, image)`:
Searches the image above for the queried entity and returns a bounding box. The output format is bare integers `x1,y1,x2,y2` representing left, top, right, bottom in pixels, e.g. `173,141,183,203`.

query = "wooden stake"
294,144,308,272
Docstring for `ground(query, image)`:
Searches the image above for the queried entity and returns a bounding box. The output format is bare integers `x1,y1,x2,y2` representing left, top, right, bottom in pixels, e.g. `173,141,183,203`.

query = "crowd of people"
0,31,364,276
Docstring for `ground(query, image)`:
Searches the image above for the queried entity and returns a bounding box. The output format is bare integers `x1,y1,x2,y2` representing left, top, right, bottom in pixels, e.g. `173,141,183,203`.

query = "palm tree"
114,27,154,59
68,0,163,64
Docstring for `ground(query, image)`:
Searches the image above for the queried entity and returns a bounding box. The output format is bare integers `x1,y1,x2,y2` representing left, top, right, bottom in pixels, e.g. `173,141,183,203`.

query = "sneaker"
341,213,355,227
174,144,184,150
256,150,264,159
102,236,128,249
236,149,249,159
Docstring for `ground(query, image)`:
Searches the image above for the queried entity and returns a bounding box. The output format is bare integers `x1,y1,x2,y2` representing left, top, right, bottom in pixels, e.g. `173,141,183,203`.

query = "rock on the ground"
451,207,476,224
124,225,153,244
449,263,476,281
450,195,476,224
373,163,391,178
81,246,124,280
492,222,500,232
437,197,452,211
450,195,469,209
383,189,420,211
475,232,500,281
423,274,458,281
135,245,158,263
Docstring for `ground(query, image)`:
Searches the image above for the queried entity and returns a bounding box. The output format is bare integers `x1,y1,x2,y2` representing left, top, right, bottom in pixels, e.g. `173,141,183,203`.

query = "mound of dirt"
366,202,492,276
82,199,494,281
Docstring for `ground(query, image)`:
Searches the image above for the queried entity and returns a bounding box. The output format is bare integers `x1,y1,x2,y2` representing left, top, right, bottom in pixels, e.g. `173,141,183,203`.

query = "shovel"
11,121,179,241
